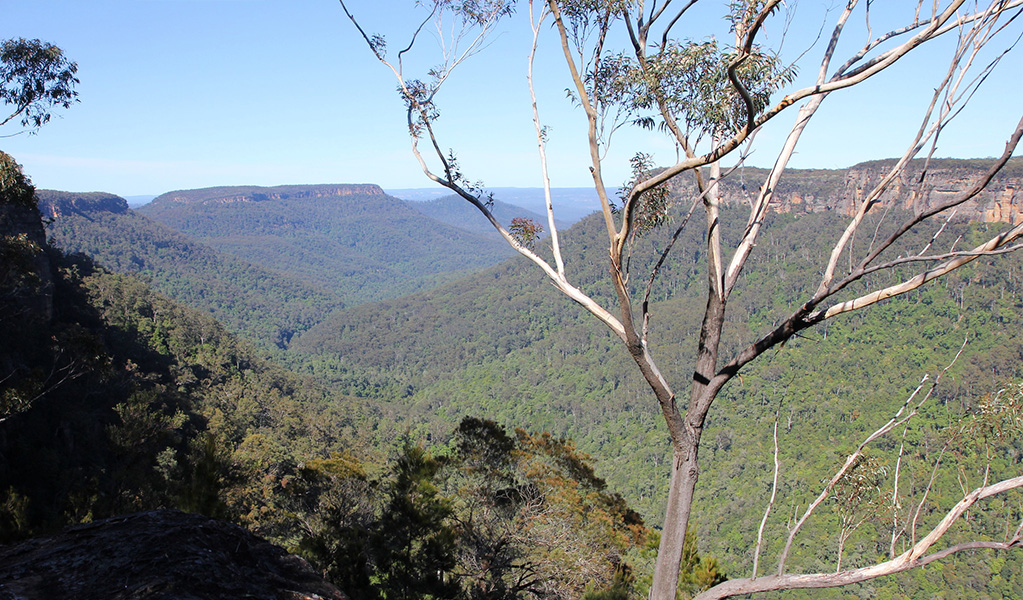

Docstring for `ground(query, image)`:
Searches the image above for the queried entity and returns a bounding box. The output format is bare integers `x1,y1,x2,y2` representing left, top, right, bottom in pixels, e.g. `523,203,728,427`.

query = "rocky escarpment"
0,510,347,600
141,159,1021,224
703,158,1023,225
151,184,385,206
37,189,130,219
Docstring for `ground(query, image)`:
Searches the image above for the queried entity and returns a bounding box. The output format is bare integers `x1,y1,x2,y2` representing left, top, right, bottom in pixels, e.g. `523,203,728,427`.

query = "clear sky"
1,0,1020,198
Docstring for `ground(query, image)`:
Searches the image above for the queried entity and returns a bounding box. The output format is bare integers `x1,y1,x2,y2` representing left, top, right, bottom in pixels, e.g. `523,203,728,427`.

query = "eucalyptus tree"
337,1,1023,598
0,38,78,134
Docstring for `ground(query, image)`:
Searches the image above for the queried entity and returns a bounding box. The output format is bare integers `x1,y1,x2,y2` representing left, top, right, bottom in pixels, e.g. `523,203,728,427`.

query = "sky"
1,0,1020,198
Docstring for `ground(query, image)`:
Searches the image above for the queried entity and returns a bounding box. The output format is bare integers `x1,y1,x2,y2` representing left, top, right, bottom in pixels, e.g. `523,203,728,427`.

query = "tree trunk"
650,438,701,600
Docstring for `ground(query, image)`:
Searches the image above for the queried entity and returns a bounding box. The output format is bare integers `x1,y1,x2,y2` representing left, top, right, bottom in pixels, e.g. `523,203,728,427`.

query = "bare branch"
777,375,929,573
657,0,699,48
852,115,1023,281
546,0,619,243
752,419,780,579
911,444,949,546
640,157,754,334
695,496,1023,600
777,341,965,574
819,15,1023,293
528,1,565,278
641,192,699,343
889,415,914,558
816,222,1023,321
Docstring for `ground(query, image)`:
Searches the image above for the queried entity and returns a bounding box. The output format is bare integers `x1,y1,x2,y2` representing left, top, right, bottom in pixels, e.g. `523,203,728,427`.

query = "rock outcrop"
0,510,347,600
151,184,386,206
37,190,129,219
701,158,1023,225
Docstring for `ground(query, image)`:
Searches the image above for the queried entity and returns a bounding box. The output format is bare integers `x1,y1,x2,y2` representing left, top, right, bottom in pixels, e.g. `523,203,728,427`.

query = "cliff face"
150,184,386,206
145,160,1022,224
37,190,129,219
0,152,53,324
707,158,1023,225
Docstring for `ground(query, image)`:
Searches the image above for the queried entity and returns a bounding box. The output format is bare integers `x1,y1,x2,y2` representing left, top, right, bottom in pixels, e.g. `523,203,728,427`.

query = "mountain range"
388,186,600,224
135,184,528,307
38,190,345,351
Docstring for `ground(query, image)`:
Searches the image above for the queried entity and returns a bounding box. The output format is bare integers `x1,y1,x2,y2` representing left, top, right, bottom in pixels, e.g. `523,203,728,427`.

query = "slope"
288,163,1023,595
137,184,518,305
38,190,344,351
4,158,653,599
2,162,374,545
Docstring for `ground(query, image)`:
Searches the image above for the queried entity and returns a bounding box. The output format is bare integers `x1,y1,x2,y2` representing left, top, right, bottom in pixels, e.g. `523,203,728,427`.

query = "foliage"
0,242,366,542
598,38,795,140
300,418,650,600
0,38,78,132
618,153,670,234
509,217,543,249
950,381,1023,446
0,152,53,422
0,151,35,206
375,443,460,600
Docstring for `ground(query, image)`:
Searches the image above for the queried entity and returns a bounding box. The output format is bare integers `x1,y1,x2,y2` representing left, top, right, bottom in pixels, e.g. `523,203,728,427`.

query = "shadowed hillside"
39,190,345,351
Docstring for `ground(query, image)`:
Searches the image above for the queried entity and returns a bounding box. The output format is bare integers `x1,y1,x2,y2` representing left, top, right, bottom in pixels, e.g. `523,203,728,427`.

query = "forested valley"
3,153,1023,598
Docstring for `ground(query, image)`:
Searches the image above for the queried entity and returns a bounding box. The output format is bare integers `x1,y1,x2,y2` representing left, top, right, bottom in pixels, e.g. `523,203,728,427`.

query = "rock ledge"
0,510,346,600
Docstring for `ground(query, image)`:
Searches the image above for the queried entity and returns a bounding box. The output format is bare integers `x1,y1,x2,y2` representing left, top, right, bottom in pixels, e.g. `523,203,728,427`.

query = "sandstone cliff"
38,189,129,219
151,184,386,206
702,158,1022,225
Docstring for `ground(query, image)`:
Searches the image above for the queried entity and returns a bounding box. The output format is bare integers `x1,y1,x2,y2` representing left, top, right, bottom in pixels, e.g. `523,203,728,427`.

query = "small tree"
338,1,1023,598
0,37,79,134
375,443,461,600
447,417,648,599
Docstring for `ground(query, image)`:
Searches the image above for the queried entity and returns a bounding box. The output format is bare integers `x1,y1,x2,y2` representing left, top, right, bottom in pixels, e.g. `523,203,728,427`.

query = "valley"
5,3,1022,598
5,157,1023,599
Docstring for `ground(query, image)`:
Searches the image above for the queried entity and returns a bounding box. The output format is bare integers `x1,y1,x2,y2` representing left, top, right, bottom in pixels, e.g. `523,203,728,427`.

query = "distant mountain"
125,195,156,207
406,193,568,235
138,184,517,306
388,187,601,224
38,190,344,351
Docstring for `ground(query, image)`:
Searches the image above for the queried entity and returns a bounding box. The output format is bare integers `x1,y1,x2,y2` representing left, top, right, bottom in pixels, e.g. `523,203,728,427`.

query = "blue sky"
1,0,1020,198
